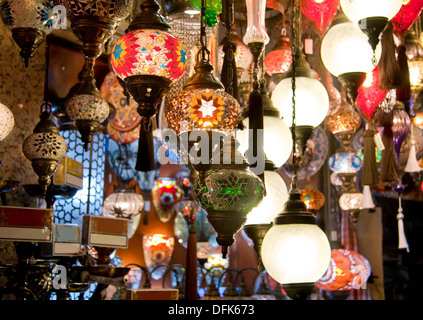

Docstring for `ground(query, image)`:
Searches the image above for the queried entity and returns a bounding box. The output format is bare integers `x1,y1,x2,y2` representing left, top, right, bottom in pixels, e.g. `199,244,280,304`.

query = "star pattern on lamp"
198,99,217,118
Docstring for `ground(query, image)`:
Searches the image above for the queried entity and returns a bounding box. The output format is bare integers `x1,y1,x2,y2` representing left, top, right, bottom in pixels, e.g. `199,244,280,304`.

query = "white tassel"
404,127,422,173
397,196,409,252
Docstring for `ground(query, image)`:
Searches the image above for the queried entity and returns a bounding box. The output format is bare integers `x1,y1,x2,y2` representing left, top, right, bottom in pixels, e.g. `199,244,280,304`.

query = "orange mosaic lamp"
300,188,325,212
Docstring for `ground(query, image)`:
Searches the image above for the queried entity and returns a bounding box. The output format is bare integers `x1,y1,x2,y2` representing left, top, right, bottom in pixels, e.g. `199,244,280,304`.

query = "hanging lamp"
193,136,265,259
261,0,331,301
320,14,382,105
64,0,133,151
0,0,57,67
340,0,402,54
165,0,242,178
0,103,14,142
23,35,68,195
111,0,188,172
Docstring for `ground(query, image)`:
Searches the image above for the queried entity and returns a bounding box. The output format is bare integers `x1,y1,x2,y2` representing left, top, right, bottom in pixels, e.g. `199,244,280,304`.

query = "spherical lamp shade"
340,0,403,24
316,248,371,292
245,170,289,225
102,189,144,219
66,94,110,122
261,223,331,285
111,29,188,82
408,57,423,90
321,20,382,78
165,88,243,135
0,103,14,141
1,0,56,66
271,77,329,128
328,152,363,174
392,103,411,160
241,115,293,168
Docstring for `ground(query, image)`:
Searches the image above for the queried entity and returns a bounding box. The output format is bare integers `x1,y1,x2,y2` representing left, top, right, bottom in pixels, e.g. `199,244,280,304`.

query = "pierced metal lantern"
23,111,68,195
0,0,57,67
193,137,264,258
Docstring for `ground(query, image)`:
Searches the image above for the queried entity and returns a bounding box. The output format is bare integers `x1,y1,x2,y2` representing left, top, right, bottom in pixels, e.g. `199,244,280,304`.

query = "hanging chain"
199,0,210,62
41,35,51,114
291,0,298,188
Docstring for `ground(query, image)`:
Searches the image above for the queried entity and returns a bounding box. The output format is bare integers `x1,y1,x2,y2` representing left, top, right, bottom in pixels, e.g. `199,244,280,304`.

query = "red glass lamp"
110,0,188,171
300,0,340,35
264,27,292,77
391,0,423,40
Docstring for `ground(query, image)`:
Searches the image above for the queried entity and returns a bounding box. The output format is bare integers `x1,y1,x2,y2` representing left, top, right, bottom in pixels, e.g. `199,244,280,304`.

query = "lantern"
0,0,57,67
316,248,371,295
142,234,175,280
102,188,144,219
188,0,221,27
151,177,182,223
264,27,292,77
320,15,382,104
300,0,340,35
391,0,423,39
392,102,411,165
110,0,188,172
193,137,265,258
300,188,325,212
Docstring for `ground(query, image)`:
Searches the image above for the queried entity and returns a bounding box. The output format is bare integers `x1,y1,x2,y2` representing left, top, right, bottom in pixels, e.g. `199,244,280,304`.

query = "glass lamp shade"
300,188,325,211
102,190,144,219
328,152,363,174
320,20,382,77
174,198,200,218
240,115,293,168
188,0,221,27
165,88,243,135
0,102,14,141
204,253,229,270
356,66,388,121
412,112,423,129
193,168,264,215
65,94,110,123
271,77,329,128
300,0,340,35
340,0,403,24
263,33,292,76
339,192,363,211
245,170,289,225
408,58,423,90
151,177,182,223
261,223,331,285
324,99,362,135
62,0,133,21
392,103,411,158
1,0,56,33
142,234,175,280
316,248,371,291
243,0,269,45
330,172,343,187
110,29,188,83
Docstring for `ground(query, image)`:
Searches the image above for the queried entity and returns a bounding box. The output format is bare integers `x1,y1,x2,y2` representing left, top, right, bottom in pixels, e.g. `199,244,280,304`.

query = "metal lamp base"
11,27,45,68
358,16,388,52
283,282,315,300
338,72,367,106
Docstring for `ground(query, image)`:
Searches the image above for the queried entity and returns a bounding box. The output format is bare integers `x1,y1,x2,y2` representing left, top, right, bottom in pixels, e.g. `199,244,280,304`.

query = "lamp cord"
41,35,51,114
290,0,298,190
